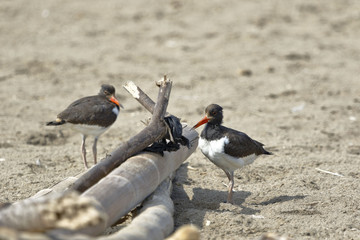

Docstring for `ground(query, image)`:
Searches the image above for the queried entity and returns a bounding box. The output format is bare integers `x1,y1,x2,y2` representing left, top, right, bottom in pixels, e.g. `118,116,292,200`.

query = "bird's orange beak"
193,115,209,129
110,95,122,108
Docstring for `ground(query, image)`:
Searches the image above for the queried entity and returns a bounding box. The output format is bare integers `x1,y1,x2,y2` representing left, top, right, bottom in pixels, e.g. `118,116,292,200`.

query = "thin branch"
123,81,156,114
150,76,172,121
123,76,171,117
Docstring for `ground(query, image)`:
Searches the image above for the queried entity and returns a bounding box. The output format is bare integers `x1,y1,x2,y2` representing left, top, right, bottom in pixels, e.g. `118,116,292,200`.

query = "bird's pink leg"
223,170,235,204
92,137,98,165
227,172,235,204
81,135,88,169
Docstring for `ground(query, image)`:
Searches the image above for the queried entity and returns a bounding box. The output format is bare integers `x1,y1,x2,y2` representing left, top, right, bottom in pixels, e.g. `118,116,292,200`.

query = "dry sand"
1,0,360,239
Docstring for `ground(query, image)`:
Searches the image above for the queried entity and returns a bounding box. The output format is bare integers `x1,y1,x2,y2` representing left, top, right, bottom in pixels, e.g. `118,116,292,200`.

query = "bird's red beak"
110,95,120,107
193,116,209,129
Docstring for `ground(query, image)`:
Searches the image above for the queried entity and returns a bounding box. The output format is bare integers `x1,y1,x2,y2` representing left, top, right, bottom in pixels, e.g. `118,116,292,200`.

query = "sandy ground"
1,0,360,239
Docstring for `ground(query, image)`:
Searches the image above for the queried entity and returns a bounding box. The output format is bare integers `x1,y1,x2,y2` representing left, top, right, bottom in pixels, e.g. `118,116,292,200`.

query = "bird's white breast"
199,136,229,159
112,107,120,115
199,136,258,172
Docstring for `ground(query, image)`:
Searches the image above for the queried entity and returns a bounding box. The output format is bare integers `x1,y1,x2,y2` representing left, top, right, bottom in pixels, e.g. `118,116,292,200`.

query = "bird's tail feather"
254,140,273,155
46,119,65,126
263,150,273,155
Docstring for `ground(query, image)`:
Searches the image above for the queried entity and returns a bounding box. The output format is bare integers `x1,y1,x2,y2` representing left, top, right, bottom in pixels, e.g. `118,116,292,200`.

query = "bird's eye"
212,111,217,115
104,91,109,95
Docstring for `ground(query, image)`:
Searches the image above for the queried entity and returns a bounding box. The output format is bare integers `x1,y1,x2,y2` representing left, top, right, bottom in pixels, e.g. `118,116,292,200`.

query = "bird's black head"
205,104,223,125
99,84,123,108
193,104,223,129
100,84,116,97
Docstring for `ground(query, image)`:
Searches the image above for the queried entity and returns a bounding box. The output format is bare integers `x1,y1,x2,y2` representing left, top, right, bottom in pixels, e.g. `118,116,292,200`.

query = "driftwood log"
98,177,175,240
0,192,107,233
81,125,197,236
0,178,175,240
0,78,199,239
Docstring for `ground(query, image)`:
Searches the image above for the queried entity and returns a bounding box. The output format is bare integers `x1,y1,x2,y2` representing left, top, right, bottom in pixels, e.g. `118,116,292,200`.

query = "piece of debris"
145,115,189,155
267,90,297,99
291,103,305,113
36,159,42,166
187,165,198,171
315,168,344,177
259,232,289,240
285,52,311,61
238,68,253,77
349,116,356,121
267,66,275,73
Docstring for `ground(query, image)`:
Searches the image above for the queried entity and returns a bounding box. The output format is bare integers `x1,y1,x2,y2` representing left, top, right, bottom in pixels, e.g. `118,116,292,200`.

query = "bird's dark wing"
223,127,270,158
58,96,118,127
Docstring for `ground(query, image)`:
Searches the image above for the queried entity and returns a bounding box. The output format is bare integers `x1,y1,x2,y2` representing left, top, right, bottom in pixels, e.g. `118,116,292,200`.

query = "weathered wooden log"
81,125,197,236
0,174,198,240
0,178,170,240
99,177,174,240
68,77,172,193
0,192,107,234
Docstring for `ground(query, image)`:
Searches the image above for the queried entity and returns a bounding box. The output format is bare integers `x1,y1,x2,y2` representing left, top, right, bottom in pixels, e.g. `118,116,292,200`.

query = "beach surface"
1,1,360,239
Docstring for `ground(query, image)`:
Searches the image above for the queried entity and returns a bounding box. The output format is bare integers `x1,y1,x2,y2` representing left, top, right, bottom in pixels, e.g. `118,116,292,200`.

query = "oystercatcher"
193,104,271,204
47,84,123,169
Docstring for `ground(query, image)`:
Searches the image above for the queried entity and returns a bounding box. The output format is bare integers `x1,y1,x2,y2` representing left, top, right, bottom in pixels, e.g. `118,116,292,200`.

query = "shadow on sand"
172,163,307,228
172,163,259,228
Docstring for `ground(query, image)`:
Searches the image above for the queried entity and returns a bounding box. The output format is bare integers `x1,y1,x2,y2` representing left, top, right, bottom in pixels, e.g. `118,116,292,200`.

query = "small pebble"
349,116,356,121
238,68,253,76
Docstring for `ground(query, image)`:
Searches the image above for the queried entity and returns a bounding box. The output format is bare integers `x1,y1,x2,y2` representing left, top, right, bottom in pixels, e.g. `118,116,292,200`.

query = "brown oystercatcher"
193,104,272,204
47,84,123,169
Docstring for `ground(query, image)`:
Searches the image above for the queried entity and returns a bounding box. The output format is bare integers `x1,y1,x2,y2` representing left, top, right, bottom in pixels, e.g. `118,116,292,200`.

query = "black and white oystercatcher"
193,104,271,204
47,84,123,169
